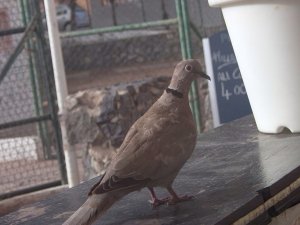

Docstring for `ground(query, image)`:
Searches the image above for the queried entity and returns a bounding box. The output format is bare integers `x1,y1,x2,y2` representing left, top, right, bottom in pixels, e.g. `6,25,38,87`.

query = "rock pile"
65,76,170,179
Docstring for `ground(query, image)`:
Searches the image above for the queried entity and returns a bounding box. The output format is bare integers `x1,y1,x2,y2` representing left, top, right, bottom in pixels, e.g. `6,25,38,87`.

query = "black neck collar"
165,87,183,98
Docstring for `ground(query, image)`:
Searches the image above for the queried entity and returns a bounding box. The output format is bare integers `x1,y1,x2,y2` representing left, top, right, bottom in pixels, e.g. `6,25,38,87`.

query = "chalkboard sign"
203,30,252,127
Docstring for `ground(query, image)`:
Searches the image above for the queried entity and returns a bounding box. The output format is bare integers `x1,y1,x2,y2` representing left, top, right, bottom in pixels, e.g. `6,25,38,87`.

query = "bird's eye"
185,65,192,72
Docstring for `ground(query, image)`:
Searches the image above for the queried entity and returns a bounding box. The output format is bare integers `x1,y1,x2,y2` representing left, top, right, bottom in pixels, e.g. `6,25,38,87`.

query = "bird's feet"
167,194,194,205
148,187,194,208
148,197,170,208
149,194,194,208
165,186,194,205
149,195,194,209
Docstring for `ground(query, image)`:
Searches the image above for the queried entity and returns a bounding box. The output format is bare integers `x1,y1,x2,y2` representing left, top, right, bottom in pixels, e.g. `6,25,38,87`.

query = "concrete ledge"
0,185,68,217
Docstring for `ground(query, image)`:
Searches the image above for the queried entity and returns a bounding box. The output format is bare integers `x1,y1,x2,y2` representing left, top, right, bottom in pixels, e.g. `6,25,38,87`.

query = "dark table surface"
1,115,300,225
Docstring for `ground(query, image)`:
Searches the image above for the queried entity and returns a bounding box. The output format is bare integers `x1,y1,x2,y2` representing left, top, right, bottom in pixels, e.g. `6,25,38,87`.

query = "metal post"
181,0,202,133
34,12,69,183
44,0,80,187
175,0,187,59
175,0,202,133
140,0,146,22
61,18,178,38
110,0,117,26
31,0,54,159
176,0,197,121
21,0,52,159
175,0,195,121
34,1,68,182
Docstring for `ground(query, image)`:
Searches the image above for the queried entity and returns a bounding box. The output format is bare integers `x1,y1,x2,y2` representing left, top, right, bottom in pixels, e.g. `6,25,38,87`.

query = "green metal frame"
20,0,53,160
61,18,178,38
34,3,68,183
61,0,203,133
0,0,67,184
176,0,202,133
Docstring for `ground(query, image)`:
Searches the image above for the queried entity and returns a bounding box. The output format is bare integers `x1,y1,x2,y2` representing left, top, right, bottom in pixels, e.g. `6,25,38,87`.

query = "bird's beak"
201,73,211,81
196,71,211,81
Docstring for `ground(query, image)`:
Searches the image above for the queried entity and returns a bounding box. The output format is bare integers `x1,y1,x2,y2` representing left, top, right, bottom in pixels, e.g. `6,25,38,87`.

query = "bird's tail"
63,193,124,225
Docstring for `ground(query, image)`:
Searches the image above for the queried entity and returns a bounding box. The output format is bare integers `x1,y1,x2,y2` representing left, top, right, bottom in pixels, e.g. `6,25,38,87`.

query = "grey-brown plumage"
63,59,210,225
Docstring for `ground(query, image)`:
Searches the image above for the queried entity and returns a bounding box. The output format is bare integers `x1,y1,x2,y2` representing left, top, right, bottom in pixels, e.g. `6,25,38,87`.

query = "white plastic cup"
209,0,300,133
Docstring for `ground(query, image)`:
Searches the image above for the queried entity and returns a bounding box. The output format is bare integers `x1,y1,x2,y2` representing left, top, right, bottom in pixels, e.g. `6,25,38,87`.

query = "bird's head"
168,59,210,97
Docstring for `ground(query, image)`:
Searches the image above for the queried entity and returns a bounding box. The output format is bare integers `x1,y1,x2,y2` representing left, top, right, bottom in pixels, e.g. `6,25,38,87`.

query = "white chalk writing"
213,51,245,101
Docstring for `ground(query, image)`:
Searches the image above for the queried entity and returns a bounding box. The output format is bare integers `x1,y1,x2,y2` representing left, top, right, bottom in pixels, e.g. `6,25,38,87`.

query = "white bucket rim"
209,0,249,7
209,0,283,8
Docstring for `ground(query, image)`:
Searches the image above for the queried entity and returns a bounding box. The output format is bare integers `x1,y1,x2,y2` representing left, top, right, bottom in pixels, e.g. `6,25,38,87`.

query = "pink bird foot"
148,187,194,208
148,187,170,208
166,194,194,205
148,197,170,208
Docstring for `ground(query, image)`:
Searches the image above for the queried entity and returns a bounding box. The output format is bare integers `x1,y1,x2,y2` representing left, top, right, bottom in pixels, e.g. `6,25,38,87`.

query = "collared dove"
63,59,210,225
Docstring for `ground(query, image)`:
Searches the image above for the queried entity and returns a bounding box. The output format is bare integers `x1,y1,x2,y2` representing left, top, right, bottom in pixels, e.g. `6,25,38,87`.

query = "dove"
63,59,210,225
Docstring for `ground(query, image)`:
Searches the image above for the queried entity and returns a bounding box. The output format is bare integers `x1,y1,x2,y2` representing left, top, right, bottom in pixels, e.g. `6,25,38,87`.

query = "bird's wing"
112,115,190,180
90,105,196,195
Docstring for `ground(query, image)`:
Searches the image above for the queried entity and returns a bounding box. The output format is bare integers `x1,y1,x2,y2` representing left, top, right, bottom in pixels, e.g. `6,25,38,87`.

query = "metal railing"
0,0,67,199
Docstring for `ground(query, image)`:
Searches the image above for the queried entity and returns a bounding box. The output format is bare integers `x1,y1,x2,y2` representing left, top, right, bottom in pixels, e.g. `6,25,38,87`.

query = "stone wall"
65,76,170,179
